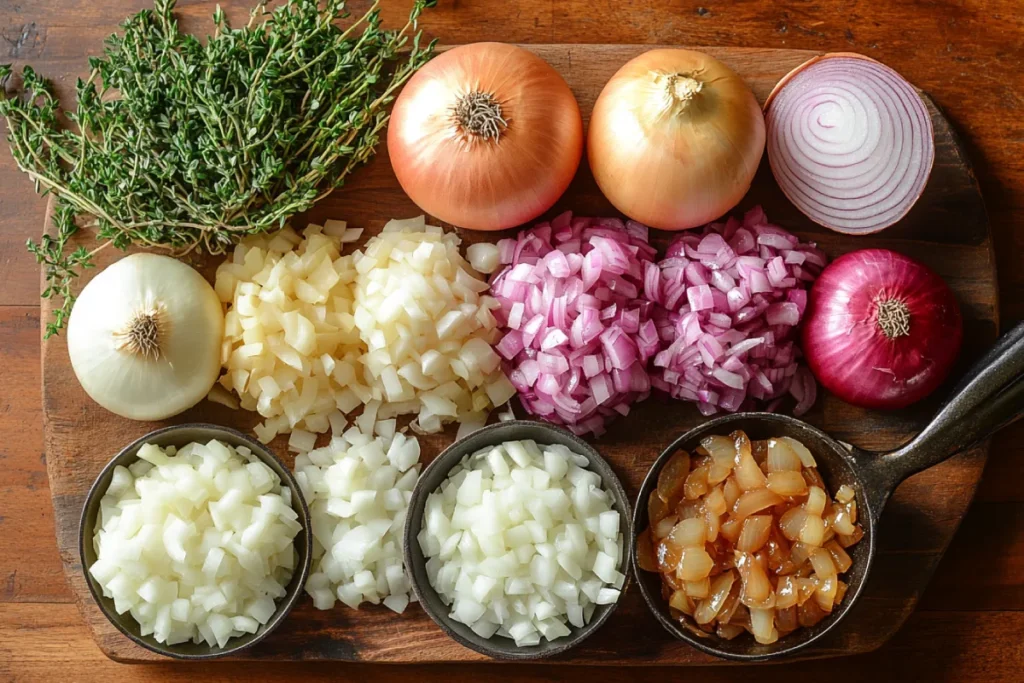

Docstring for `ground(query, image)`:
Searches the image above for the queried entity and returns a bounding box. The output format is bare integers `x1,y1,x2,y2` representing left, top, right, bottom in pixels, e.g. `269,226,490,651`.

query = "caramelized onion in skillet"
637,431,864,644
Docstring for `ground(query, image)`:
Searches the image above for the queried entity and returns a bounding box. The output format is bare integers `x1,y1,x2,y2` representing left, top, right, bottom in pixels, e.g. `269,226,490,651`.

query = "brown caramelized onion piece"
656,537,683,573
636,528,658,572
649,489,669,525
658,450,691,504
639,430,864,646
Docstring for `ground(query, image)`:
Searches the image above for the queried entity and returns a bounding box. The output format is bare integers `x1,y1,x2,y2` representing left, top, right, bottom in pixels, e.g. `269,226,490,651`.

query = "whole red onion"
802,248,962,410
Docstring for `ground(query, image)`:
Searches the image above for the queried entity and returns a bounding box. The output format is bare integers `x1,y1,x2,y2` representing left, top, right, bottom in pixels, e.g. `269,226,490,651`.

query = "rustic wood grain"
0,307,69,603
37,43,997,664
918,502,1024,612
3,603,1024,681
2,0,1023,679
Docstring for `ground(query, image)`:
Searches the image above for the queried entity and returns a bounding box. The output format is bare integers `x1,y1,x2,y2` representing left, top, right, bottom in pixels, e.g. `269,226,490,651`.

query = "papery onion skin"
588,49,765,231
387,43,583,231
764,53,935,235
802,248,962,410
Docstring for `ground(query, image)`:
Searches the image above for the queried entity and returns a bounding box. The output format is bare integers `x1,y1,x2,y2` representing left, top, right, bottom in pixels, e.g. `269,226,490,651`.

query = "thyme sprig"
0,0,436,337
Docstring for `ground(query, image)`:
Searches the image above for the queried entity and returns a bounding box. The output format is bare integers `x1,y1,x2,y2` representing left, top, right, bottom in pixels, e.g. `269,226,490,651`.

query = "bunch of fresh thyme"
0,0,436,336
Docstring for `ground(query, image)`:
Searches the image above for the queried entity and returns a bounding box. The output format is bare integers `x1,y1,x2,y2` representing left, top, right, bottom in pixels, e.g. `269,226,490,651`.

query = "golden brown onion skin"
387,43,583,231
588,49,765,231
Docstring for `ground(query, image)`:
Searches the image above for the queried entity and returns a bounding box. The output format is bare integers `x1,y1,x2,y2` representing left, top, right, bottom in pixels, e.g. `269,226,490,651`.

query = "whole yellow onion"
387,43,583,231
588,49,766,231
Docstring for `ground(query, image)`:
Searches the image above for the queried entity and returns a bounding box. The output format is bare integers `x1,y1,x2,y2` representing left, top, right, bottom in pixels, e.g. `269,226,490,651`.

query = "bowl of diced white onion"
404,420,632,659
79,424,312,659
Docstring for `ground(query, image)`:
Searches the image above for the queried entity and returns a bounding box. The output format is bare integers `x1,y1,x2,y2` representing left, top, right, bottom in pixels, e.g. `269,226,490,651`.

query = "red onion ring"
764,53,935,235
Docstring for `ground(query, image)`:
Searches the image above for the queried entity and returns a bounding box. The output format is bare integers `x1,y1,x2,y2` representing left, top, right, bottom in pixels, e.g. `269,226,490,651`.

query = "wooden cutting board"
41,45,995,664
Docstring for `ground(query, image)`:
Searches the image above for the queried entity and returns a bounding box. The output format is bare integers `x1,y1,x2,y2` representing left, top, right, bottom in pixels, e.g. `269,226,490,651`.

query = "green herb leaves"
0,0,436,336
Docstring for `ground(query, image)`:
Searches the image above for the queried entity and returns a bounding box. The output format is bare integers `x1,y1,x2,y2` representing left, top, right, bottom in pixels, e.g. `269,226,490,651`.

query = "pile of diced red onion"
489,207,826,435
489,212,659,436
647,206,825,417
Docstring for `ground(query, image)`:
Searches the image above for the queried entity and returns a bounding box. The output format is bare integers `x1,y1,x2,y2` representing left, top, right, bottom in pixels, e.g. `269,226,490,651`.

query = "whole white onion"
68,254,224,421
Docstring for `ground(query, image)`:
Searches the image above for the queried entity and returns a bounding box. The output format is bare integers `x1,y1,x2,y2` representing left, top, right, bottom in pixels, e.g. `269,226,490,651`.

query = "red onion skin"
802,249,962,410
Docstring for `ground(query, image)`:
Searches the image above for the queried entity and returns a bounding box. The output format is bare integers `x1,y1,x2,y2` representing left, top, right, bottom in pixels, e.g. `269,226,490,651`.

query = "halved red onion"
764,53,934,235
648,207,825,416
489,212,657,436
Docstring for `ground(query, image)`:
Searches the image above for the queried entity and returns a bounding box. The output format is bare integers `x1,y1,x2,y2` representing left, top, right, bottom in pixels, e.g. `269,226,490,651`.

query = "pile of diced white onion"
352,217,516,434
89,440,301,648
295,420,421,613
215,218,516,442
419,440,625,646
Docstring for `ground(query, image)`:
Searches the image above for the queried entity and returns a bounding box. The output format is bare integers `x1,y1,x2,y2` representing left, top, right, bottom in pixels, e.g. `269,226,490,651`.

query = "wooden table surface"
1,0,1022,680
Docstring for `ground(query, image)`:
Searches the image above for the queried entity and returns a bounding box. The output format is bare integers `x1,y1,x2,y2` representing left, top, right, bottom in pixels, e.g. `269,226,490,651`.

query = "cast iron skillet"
632,320,1024,661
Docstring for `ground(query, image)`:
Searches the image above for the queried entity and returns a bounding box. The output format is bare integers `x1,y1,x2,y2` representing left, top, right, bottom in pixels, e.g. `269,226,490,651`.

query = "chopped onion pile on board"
89,441,301,648
647,207,826,416
353,217,517,434
489,212,659,436
216,223,370,442
419,440,625,646
295,420,421,613
216,218,516,442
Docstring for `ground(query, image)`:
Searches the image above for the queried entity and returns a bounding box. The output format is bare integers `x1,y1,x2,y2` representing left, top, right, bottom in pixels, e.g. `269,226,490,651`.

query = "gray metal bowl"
403,420,633,660
79,423,313,660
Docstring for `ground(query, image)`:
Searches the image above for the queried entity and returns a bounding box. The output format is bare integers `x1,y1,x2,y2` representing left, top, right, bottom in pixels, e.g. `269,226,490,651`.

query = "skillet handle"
863,320,1024,517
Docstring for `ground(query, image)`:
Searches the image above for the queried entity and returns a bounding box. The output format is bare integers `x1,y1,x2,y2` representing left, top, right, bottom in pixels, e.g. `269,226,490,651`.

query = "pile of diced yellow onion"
419,439,625,646
88,440,301,648
215,224,365,441
215,218,515,442
352,217,515,434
